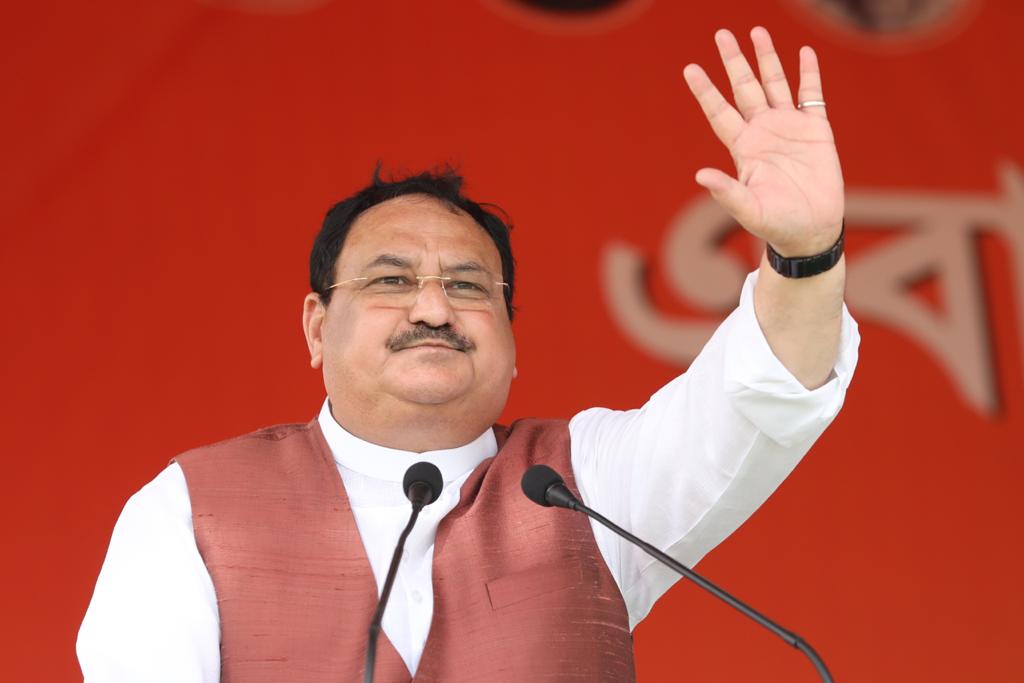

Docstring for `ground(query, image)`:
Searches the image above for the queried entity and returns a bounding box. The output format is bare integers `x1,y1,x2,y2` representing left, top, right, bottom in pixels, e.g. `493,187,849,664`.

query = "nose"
407,276,456,328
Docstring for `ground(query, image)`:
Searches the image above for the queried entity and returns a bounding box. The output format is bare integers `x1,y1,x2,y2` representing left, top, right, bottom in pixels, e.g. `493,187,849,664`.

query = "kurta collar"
317,399,497,484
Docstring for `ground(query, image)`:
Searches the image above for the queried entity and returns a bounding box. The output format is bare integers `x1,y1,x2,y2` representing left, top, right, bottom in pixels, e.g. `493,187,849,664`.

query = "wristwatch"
766,222,845,278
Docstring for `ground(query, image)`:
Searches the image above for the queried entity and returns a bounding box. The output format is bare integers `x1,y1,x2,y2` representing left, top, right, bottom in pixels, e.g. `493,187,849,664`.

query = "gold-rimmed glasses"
327,271,509,310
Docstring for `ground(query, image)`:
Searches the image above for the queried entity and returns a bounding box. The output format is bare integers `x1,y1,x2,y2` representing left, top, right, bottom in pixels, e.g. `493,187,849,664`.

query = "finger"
682,63,745,148
750,26,794,109
714,28,769,120
695,168,761,228
797,46,828,118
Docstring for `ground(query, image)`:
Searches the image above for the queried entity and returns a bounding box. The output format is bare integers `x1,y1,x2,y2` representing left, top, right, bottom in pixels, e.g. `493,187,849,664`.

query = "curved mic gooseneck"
521,464,834,683
364,462,443,683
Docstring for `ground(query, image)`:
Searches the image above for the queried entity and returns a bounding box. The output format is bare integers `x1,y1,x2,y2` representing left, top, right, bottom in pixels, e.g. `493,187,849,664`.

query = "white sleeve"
77,463,221,682
569,270,859,630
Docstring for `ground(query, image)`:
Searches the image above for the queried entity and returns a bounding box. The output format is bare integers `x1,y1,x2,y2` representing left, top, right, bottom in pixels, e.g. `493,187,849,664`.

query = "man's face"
303,194,516,445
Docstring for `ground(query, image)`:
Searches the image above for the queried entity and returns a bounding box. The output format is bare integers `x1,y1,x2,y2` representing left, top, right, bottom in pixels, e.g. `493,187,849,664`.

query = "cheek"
462,315,515,372
322,311,395,370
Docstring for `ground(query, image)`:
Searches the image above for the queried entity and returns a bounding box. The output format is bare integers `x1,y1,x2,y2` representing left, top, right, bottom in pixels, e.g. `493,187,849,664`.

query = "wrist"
766,221,845,279
767,221,844,257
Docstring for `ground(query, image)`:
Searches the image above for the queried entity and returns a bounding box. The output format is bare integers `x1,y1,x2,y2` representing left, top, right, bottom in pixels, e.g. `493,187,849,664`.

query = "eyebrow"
362,254,492,274
364,253,413,269
443,260,489,274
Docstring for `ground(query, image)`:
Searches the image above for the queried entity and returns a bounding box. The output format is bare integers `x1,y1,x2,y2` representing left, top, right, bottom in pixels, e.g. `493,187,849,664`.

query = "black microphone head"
403,462,443,506
521,464,564,507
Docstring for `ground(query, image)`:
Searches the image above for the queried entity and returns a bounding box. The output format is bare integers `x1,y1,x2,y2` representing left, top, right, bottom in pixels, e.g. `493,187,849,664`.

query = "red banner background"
2,0,1022,680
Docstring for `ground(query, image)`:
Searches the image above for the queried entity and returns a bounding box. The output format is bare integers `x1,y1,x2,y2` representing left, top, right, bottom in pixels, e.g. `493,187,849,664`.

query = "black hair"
310,165,516,319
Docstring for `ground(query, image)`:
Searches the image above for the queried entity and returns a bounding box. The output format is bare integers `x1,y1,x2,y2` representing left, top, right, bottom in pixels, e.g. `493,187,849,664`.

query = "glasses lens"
363,275,415,294
443,273,495,301
341,271,505,308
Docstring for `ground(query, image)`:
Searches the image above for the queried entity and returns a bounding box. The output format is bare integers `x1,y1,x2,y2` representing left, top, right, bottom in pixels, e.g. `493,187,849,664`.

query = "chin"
387,370,472,406
393,385,470,406
385,354,474,402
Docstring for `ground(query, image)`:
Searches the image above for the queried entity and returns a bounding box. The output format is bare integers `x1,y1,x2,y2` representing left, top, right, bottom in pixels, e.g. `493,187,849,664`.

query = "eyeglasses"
327,271,509,310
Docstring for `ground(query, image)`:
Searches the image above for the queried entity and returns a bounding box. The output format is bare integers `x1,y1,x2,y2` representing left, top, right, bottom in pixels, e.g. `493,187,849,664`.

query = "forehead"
338,195,502,273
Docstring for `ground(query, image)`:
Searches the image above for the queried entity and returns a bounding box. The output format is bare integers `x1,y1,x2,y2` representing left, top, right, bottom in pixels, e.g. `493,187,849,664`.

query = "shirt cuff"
723,270,860,448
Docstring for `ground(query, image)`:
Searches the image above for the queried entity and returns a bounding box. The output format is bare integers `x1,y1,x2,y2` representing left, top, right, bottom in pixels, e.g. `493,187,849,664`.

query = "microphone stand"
564,491,834,683
364,502,424,683
364,464,441,683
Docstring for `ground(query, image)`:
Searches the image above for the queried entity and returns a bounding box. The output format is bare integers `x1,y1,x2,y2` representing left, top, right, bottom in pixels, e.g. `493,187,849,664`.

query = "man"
78,27,858,681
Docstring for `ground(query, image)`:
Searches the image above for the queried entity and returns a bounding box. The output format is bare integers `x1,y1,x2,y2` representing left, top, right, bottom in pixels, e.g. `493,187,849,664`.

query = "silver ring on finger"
797,100,826,109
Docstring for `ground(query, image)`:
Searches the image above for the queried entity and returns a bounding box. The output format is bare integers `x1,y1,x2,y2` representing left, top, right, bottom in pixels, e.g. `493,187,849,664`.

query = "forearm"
572,271,859,626
753,251,846,390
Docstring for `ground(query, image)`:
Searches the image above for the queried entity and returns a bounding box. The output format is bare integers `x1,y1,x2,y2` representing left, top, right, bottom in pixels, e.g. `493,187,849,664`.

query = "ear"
512,366,518,379
302,292,326,369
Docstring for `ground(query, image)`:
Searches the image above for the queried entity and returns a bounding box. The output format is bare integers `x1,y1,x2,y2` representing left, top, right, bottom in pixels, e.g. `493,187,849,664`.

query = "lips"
400,342,461,352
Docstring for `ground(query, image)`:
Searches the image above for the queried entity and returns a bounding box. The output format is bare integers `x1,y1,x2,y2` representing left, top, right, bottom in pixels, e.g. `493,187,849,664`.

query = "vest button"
411,590,423,603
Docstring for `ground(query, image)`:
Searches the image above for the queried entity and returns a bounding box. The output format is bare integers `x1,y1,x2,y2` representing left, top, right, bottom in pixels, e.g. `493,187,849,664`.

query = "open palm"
683,28,844,256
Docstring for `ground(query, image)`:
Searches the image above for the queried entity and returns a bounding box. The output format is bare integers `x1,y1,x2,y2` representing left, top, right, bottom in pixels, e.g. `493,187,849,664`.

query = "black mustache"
387,324,474,352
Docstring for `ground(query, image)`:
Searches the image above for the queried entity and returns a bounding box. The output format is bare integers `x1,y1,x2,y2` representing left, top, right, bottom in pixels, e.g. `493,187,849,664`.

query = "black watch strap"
766,222,845,279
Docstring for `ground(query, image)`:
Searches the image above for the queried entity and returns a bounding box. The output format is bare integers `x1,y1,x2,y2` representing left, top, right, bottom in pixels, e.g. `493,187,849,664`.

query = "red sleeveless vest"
175,418,635,682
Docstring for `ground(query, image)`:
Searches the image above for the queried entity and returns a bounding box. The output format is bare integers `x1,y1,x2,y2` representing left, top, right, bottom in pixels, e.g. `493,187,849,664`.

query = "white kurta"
77,271,860,681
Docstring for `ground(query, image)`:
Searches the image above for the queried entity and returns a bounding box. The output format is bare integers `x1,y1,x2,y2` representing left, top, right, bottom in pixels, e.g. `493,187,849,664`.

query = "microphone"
404,461,444,507
521,462,580,510
521,465,834,683
364,462,443,683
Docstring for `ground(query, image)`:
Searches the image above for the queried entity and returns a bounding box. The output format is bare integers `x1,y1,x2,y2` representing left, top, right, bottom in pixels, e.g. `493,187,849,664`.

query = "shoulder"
498,418,569,447
174,421,316,467
492,418,574,478
173,421,330,493
173,419,338,518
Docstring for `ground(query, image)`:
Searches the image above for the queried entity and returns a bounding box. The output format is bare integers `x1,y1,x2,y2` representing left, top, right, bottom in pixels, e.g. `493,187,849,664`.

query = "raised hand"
683,27,844,257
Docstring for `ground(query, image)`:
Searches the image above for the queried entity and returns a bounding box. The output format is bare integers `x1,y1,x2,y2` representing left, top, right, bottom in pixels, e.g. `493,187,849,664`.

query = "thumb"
694,168,760,229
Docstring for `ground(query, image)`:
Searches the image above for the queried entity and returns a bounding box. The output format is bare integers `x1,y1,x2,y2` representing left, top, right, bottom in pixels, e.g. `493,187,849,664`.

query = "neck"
328,402,493,453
